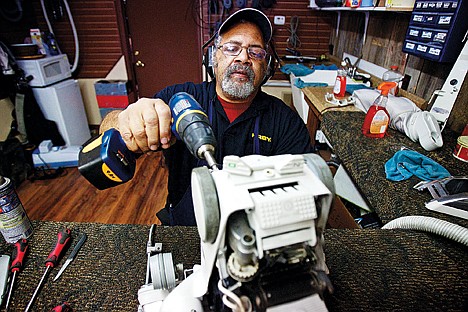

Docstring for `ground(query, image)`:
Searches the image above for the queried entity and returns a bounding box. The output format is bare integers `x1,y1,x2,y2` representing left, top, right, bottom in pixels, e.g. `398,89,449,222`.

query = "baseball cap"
217,8,273,43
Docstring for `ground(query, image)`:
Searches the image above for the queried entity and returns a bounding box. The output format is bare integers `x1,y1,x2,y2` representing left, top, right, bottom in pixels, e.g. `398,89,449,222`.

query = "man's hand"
116,98,174,153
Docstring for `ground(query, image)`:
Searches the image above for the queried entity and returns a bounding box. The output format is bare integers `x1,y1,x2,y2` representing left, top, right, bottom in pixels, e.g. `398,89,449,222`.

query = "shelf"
311,5,414,45
309,6,414,12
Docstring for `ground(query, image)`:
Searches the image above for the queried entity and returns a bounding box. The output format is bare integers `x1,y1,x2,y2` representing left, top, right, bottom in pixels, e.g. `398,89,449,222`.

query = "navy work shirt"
155,81,313,225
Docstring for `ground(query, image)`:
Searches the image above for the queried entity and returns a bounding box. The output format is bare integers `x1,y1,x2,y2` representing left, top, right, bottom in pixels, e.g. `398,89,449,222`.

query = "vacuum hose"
40,0,79,73
382,216,468,246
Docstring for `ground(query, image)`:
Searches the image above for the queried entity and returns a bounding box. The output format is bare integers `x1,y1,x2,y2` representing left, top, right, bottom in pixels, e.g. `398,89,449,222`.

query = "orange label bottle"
333,61,347,98
362,106,390,138
361,82,397,138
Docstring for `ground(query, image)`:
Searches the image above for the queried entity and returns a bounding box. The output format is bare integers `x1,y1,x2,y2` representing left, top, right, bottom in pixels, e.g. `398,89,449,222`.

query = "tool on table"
50,302,72,312
53,233,87,281
414,176,468,220
78,92,218,190
25,228,71,312
5,239,28,311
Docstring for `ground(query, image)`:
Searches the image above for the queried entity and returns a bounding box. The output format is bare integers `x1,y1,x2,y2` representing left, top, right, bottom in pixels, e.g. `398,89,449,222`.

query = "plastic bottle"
382,66,403,96
361,82,397,138
345,0,362,7
333,61,347,97
45,32,60,56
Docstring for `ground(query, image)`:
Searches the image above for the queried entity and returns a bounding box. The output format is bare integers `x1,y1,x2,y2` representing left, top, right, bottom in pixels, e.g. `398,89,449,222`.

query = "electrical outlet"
274,16,285,25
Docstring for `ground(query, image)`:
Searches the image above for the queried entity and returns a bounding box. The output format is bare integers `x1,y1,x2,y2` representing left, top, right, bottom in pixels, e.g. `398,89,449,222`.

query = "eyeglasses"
217,42,267,60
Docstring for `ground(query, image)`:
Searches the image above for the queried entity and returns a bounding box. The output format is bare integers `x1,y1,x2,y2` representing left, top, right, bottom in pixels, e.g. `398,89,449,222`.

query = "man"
100,8,313,225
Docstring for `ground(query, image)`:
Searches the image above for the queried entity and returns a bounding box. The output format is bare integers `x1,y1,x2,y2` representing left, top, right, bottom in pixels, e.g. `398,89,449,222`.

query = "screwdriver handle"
11,238,28,272
50,302,72,312
45,228,71,268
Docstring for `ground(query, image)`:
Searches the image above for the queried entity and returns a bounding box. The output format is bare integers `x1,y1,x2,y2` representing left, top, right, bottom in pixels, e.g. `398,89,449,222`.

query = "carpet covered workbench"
0,111,466,311
0,220,465,311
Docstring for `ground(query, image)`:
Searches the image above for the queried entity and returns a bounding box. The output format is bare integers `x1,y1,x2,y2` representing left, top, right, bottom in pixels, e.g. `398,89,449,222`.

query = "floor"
16,151,168,225
15,146,335,226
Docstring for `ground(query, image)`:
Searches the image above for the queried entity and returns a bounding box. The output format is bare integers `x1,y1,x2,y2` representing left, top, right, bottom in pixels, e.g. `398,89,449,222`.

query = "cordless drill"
78,92,217,190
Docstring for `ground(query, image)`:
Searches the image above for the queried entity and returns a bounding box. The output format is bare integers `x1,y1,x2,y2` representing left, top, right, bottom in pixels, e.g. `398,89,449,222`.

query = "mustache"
224,64,255,81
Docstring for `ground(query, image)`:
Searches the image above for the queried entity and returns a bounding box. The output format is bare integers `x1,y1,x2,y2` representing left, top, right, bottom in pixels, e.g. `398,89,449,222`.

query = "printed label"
438,16,452,24
102,163,123,182
405,42,415,49
409,29,419,37
429,47,441,56
417,44,427,52
370,111,389,134
0,179,33,243
422,31,433,39
434,32,447,42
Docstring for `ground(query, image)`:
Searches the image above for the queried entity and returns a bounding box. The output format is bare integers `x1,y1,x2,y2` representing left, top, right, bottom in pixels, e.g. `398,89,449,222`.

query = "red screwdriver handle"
50,302,72,312
11,238,28,272
45,228,71,268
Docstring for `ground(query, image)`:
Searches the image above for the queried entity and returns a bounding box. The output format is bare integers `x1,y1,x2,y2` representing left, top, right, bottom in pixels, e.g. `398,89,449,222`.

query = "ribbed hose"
382,216,468,246
63,0,79,73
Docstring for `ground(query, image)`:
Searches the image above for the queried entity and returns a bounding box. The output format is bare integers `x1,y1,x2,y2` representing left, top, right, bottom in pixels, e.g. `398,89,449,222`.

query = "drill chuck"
169,92,218,168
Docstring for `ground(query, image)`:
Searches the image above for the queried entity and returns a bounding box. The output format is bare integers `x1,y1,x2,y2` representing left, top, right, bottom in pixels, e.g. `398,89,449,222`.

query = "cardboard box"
96,95,129,109
385,0,415,8
94,80,128,96
95,80,129,109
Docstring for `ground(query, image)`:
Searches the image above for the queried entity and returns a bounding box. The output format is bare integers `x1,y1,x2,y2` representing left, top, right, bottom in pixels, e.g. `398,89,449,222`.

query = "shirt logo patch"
252,133,271,142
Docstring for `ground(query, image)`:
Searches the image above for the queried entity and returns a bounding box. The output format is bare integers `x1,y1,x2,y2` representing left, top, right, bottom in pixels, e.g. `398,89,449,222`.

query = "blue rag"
294,78,328,89
346,84,372,94
280,64,314,76
313,64,338,70
384,150,451,182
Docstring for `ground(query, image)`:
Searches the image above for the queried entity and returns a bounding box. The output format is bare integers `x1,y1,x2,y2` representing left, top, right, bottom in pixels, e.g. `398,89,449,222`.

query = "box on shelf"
99,108,118,119
94,80,129,109
385,0,415,7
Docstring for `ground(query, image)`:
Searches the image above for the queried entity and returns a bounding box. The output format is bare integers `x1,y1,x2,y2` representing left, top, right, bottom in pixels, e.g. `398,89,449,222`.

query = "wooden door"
123,0,203,98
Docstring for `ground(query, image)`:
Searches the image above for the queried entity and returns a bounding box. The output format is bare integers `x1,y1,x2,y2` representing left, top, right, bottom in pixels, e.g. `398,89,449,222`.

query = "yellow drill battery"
78,129,136,190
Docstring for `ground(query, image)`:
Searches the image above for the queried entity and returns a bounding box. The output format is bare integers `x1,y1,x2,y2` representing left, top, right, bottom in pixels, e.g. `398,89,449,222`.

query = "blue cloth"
294,78,328,89
313,64,338,70
346,84,372,93
280,64,314,76
384,150,451,182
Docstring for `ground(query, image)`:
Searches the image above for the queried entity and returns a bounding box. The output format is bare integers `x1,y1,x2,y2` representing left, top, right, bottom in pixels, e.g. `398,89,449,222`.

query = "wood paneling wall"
328,10,453,101
199,0,334,80
2,2,463,132
31,0,123,78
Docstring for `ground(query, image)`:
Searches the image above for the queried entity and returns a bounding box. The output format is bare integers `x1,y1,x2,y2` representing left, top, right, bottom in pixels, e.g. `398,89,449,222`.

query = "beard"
221,64,256,100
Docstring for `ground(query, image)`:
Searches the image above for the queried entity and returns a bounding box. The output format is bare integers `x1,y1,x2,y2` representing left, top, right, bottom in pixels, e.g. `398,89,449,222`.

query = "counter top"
301,87,360,117
321,110,468,227
0,218,466,311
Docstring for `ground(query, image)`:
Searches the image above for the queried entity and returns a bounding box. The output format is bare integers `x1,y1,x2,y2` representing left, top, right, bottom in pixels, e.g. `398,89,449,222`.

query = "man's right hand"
103,98,174,153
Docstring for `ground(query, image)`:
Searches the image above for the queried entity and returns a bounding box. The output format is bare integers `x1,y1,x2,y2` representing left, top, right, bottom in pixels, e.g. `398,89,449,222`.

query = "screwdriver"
25,228,71,312
50,302,72,312
5,239,28,311
54,233,87,281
